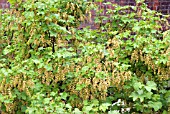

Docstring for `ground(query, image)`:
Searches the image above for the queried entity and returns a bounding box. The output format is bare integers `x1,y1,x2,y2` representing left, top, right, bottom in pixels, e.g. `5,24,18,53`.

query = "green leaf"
19,92,27,100
1,68,8,76
152,94,160,101
26,107,36,114
144,92,153,99
54,14,60,19
32,59,40,64
43,97,52,104
73,108,82,114
138,94,145,102
99,103,111,112
66,103,72,109
130,92,138,101
49,30,57,37
91,99,99,106
44,64,53,71
148,101,162,111
137,90,143,95
21,106,27,112
60,92,68,100
145,81,157,92
163,110,168,114
76,84,86,91
81,66,89,72
4,99,13,103
136,0,145,3
133,82,143,90
8,0,17,5
3,45,12,55
50,92,56,96
83,100,88,106
133,26,140,31
134,103,144,112
0,94,4,101
24,11,35,19
83,105,93,113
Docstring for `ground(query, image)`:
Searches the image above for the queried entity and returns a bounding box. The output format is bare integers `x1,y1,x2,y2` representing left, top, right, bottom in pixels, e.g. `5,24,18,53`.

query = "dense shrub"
0,0,169,113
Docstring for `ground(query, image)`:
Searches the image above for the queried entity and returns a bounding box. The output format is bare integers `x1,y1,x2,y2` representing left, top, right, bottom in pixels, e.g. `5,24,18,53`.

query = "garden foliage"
0,0,170,113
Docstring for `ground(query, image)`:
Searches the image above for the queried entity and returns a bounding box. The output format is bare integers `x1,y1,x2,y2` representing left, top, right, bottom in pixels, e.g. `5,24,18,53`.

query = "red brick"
0,0,7,3
0,0,169,28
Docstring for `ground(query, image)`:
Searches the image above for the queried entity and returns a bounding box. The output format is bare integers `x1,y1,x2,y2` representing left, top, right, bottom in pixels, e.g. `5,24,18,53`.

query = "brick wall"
0,0,10,9
79,0,170,29
1,0,169,14
97,0,170,14
1,0,170,29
